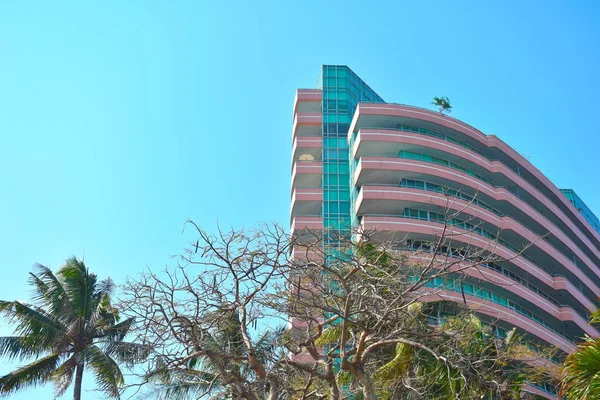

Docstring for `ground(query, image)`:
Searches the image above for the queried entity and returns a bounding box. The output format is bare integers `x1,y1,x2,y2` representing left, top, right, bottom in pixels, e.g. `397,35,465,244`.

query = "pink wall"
355,159,600,297
354,129,600,268
357,186,599,311
351,104,600,248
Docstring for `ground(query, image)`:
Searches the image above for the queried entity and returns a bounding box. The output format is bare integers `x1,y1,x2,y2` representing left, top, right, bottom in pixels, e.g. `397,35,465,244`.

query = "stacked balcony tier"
349,103,600,359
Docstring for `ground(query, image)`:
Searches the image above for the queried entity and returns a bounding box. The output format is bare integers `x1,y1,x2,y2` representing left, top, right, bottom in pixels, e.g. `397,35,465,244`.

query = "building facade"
290,65,600,399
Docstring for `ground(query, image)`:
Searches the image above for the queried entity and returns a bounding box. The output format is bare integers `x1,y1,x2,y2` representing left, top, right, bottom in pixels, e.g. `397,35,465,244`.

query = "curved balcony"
291,216,323,245
356,185,599,311
418,290,576,354
293,89,322,115
349,103,600,248
291,216,323,231
291,247,324,264
523,384,557,399
291,188,323,219
354,157,600,289
352,129,600,269
291,161,322,189
359,216,600,339
405,252,596,336
292,111,321,138
292,136,322,163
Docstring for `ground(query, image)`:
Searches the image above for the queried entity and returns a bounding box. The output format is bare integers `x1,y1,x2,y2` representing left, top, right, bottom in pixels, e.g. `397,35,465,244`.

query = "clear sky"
1,0,599,398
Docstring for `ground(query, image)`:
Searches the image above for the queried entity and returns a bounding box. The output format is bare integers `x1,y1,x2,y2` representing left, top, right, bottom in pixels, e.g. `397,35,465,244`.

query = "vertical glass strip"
320,65,385,244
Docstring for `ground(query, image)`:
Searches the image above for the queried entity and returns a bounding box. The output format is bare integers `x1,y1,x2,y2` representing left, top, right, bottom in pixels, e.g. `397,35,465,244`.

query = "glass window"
336,68,349,78
328,202,339,213
337,100,350,111
337,114,352,124
338,164,349,174
337,77,348,87
463,284,474,294
339,202,350,214
338,190,350,201
324,175,338,185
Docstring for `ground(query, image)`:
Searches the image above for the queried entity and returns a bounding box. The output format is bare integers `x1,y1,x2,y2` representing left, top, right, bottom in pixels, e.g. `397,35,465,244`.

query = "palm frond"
0,336,49,361
0,300,66,345
57,257,97,319
28,263,75,323
146,366,222,400
374,342,412,383
254,325,286,364
0,353,61,396
51,354,77,398
504,327,520,346
88,278,117,327
151,379,223,400
95,317,135,342
103,341,151,366
314,326,344,347
561,335,600,399
84,345,124,399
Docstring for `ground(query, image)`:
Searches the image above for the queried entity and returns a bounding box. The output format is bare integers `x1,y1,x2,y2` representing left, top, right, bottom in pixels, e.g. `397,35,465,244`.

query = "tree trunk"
355,368,378,400
324,362,340,400
73,361,84,400
267,376,279,400
327,376,340,400
342,359,377,400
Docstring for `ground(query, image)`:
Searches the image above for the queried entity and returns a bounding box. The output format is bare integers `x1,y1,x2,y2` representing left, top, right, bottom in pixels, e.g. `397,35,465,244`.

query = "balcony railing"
361,214,593,326
356,183,596,299
356,155,600,287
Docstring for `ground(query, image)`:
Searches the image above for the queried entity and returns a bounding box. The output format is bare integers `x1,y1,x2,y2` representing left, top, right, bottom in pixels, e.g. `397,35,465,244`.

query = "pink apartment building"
290,65,600,398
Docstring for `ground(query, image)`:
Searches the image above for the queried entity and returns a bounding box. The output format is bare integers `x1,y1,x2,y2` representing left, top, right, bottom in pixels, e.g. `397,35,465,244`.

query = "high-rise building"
290,65,600,399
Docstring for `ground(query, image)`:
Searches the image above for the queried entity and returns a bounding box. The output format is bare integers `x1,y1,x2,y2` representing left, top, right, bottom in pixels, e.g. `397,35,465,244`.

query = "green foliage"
373,343,411,383
145,357,221,400
358,243,392,269
590,309,600,324
366,311,532,400
561,335,600,399
0,258,146,398
432,96,452,114
336,370,354,387
314,326,344,347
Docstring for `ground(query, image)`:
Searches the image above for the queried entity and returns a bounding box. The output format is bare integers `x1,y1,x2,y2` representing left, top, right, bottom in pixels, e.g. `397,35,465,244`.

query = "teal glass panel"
321,65,384,249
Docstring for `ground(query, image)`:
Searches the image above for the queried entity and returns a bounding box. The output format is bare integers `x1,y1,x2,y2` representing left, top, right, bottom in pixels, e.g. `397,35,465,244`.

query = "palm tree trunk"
73,362,84,400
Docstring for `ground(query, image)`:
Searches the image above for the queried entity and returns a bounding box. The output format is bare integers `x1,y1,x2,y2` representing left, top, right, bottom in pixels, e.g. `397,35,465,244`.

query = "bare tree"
119,212,556,399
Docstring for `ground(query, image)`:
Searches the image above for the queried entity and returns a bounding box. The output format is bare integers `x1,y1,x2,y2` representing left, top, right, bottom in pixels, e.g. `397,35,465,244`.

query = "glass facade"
320,65,384,242
560,188,600,234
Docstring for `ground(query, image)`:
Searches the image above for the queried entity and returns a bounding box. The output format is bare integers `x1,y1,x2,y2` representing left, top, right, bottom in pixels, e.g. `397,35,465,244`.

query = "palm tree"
371,311,528,399
0,257,147,399
560,310,600,399
142,309,286,399
432,96,452,114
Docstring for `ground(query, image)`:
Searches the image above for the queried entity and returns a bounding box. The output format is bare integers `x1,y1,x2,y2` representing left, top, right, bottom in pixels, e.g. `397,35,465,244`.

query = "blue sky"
1,0,599,398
